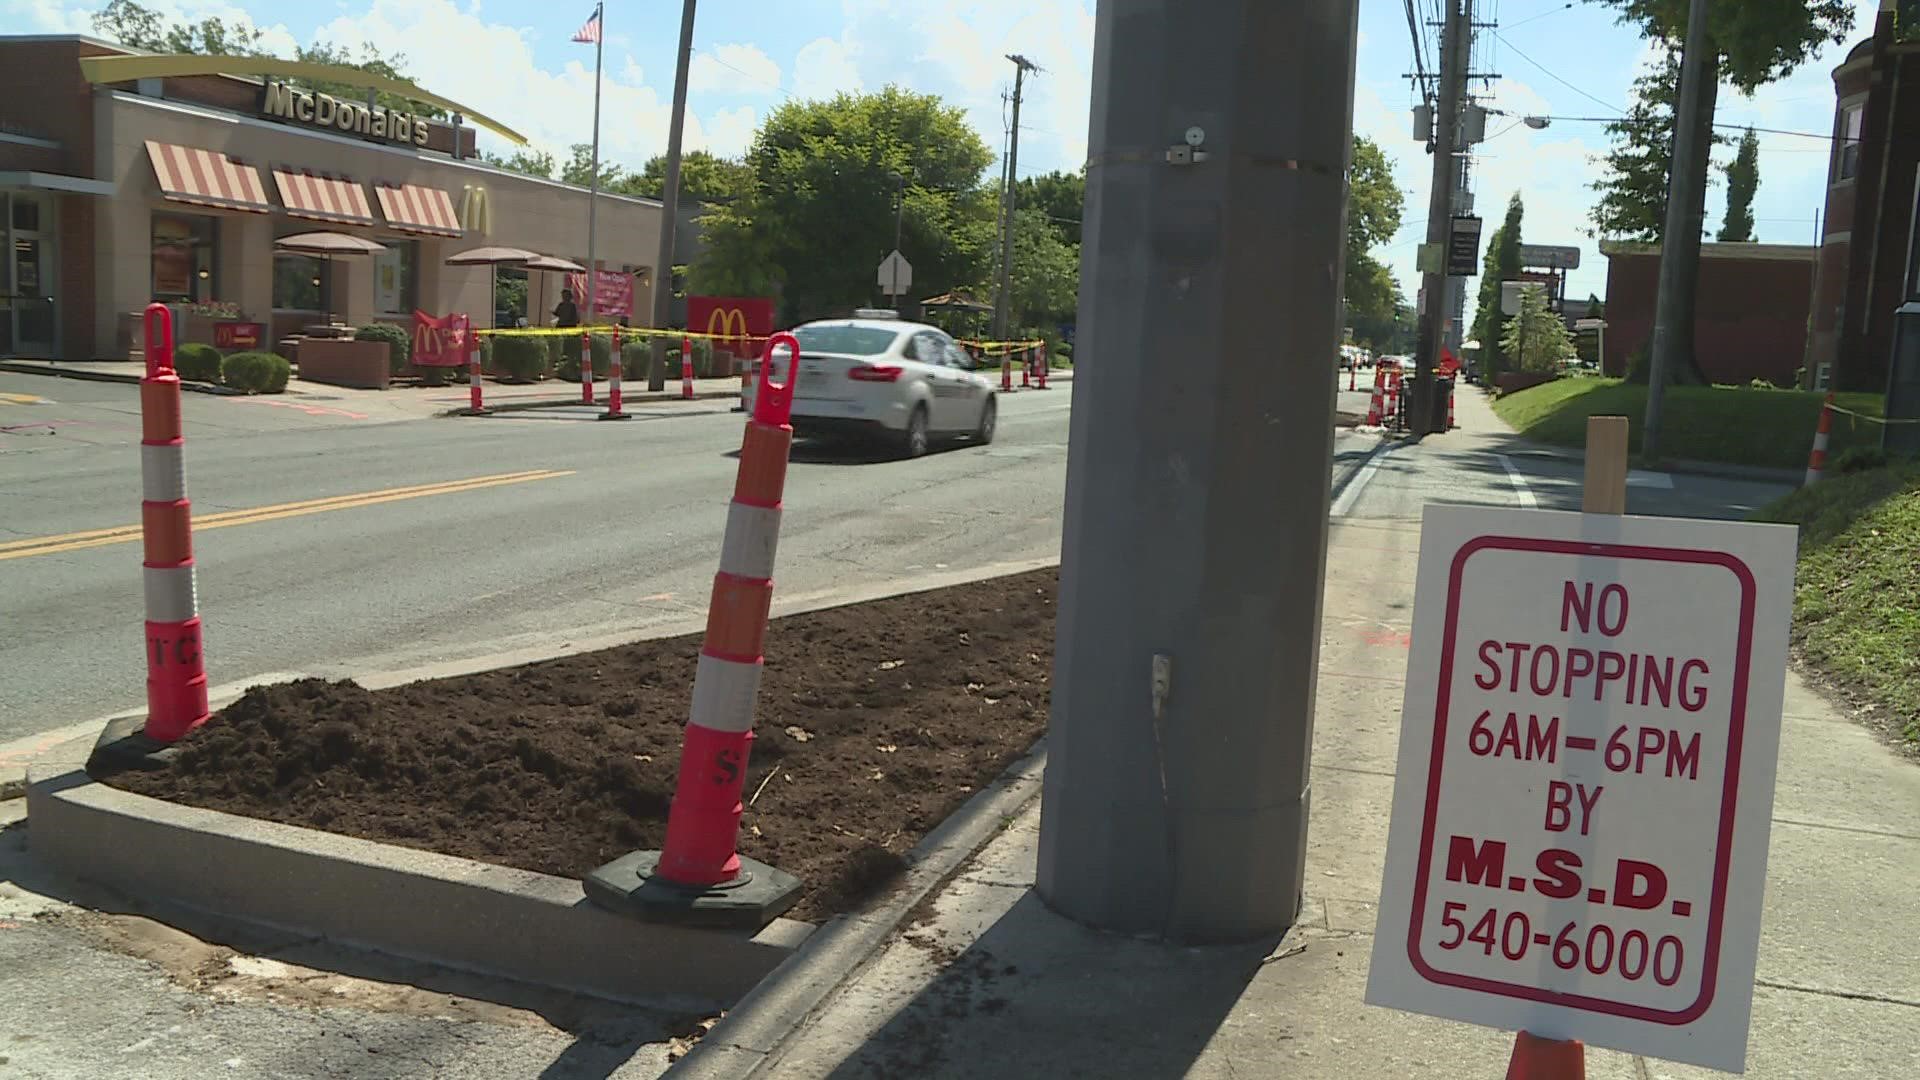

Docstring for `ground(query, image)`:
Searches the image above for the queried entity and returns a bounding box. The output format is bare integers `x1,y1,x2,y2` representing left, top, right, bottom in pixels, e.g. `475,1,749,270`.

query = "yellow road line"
0,469,573,562
0,392,44,405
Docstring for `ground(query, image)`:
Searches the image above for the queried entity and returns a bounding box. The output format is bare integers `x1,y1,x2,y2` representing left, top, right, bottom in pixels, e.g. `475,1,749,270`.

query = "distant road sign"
1518,244,1582,270
877,250,913,295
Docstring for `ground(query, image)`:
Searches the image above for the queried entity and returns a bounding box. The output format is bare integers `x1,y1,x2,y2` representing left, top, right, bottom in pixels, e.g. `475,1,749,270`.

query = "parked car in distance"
745,317,998,458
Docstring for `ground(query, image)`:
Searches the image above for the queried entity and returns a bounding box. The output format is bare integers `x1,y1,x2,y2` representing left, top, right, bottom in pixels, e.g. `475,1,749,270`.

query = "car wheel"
900,405,930,458
974,396,997,445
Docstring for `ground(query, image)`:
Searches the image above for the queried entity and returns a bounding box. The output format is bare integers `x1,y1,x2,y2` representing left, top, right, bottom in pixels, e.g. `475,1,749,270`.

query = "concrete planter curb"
660,741,1048,1080
441,390,742,417
26,761,810,1010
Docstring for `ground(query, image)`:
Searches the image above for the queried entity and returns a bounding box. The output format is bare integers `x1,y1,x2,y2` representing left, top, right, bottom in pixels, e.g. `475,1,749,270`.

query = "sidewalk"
695,391,1920,1078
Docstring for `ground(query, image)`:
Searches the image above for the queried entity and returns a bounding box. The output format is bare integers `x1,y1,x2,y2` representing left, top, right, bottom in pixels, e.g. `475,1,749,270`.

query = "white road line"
1496,453,1537,509
1331,441,1395,518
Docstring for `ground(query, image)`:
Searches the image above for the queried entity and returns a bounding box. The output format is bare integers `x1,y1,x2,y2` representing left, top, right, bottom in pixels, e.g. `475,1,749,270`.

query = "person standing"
553,289,581,329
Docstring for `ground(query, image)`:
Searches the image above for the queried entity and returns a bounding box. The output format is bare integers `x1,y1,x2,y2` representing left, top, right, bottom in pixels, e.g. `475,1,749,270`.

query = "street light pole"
1035,0,1356,941
647,0,698,391
993,54,1037,342
891,172,905,305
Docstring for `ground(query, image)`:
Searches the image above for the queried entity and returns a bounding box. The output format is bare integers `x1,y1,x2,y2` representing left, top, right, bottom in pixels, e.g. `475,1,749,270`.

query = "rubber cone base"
1507,1031,1586,1080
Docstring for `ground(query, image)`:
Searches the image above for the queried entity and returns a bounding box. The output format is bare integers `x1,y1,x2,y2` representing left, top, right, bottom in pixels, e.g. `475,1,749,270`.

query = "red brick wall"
1603,249,1815,386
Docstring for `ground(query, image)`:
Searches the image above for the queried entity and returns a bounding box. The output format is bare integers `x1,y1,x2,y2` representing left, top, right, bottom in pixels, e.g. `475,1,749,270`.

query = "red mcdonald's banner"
412,310,471,367
688,296,775,357
565,269,635,320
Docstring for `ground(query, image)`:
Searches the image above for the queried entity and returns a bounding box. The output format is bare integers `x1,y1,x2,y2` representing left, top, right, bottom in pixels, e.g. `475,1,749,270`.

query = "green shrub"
621,339,649,377
354,322,412,375
172,342,223,384
554,333,615,381
1833,446,1891,475
223,351,290,394
491,335,548,382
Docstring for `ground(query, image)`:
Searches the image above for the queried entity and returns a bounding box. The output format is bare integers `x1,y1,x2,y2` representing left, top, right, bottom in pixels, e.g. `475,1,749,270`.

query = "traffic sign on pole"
877,250,913,296
1518,244,1582,270
1365,505,1797,1073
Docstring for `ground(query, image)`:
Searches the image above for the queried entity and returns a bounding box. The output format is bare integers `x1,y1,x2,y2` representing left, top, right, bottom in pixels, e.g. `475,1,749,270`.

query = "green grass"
1755,463,1920,746
1492,378,1886,470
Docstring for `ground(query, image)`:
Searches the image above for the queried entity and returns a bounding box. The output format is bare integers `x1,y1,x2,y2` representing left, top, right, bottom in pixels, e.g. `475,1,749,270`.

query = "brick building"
1810,3,1920,392
1600,242,1816,385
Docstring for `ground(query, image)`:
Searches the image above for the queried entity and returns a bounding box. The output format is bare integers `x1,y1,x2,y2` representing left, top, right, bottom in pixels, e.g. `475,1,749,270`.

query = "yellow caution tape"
1829,404,1920,425
473,326,766,343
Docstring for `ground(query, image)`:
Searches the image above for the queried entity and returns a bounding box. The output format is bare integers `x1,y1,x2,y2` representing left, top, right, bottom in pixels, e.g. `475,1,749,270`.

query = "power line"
1501,0,1596,32
1491,29,1623,115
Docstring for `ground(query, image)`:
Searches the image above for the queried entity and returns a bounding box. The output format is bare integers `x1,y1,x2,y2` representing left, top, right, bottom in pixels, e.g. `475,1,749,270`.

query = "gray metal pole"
1644,0,1710,460
993,57,1032,341
892,174,904,304
1412,0,1470,436
1035,0,1358,943
584,2,605,324
648,0,698,391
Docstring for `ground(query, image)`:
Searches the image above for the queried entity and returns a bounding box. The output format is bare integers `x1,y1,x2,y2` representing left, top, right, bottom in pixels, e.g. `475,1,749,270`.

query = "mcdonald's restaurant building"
0,35,666,361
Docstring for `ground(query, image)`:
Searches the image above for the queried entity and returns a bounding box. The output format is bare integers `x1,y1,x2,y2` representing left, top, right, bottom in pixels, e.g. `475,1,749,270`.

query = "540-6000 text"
1438,903,1685,986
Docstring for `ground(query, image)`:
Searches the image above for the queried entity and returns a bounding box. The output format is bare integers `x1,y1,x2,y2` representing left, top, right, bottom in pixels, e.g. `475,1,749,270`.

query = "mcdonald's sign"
412,310,470,367
688,296,774,358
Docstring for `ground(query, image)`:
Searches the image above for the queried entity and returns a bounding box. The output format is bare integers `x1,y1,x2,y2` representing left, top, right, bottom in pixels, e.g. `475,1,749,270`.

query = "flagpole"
583,1,606,323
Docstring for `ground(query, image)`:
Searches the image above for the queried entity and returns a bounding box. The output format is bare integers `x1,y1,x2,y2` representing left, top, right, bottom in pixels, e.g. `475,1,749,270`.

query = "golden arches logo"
705,306,751,350
413,320,445,358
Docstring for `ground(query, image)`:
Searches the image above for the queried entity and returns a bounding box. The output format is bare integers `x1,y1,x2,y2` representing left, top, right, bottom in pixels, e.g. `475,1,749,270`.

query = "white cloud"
701,105,759,158
791,36,863,100
17,0,298,54
312,0,691,176
690,43,782,95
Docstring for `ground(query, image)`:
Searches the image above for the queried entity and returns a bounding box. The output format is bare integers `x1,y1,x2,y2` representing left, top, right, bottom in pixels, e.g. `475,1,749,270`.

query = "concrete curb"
1498,442,1803,485
438,390,742,417
660,742,1048,1080
26,760,810,1011
0,360,237,395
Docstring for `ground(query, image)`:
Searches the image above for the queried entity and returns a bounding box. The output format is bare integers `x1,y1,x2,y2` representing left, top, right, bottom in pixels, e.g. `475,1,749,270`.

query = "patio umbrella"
524,255,587,328
274,232,387,326
446,246,538,330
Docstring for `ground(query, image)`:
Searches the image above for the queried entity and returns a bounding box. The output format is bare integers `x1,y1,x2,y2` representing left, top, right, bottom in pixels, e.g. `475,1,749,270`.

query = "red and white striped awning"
143,141,270,214
374,183,462,237
271,166,376,226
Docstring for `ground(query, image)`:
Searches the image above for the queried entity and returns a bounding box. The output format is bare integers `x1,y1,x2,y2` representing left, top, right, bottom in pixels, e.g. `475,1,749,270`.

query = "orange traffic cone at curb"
1506,1031,1586,1080
1803,391,1835,487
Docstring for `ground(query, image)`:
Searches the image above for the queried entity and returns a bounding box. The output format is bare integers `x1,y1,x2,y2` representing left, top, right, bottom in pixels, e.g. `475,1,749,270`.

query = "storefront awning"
374,183,462,237
144,140,271,214
0,170,117,197
272,167,376,227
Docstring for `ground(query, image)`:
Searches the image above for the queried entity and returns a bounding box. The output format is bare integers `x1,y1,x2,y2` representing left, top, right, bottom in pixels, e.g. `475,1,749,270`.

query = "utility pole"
1644,0,1711,459
648,0,698,391
1035,0,1357,941
1412,0,1470,435
993,55,1037,342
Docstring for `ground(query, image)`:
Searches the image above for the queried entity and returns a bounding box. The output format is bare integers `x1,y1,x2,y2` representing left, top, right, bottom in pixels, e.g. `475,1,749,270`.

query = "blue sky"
10,0,1878,302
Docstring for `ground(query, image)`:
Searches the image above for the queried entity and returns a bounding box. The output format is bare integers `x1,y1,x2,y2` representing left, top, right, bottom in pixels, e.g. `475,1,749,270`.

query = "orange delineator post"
138,303,210,742
682,335,696,400
1020,346,1033,388
1001,348,1013,392
581,331,595,404
600,326,628,420
467,334,487,415
1036,342,1050,390
656,332,800,885
1505,1031,1586,1079
1804,392,1834,486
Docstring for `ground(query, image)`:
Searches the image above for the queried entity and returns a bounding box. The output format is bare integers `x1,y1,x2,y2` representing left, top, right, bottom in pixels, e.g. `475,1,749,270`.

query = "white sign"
1366,506,1797,1074
1518,244,1582,270
1502,280,1546,317
877,250,913,295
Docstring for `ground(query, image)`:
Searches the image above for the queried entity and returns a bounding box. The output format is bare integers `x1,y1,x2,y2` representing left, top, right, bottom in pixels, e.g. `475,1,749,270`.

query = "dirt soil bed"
109,569,1057,923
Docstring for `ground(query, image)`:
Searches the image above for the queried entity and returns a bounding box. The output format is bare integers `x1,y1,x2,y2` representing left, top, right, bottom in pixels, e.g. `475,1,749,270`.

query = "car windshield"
794,325,901,356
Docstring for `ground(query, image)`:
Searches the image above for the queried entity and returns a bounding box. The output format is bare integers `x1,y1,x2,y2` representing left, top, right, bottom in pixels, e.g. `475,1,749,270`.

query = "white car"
746,316,998,458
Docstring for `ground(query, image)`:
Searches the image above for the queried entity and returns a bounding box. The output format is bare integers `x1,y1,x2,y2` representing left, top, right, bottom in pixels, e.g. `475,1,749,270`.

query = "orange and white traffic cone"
580,331,595,405
1804,392,1834,486
682,335,696,400
600,327,629,420
1505,1032,1585,1080
137,304,210,742
1001,348,1013,392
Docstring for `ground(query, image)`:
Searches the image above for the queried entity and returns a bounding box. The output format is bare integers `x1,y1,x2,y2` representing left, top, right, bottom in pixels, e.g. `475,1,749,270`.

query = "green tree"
1342,136,1408,353
293,42,445,118
481,148,558,179
1005,205,1078,327
1501,285,1575,373
634,151,755,204
705,87,997,323
1014,170,1085,246
1718,127,1760,242
1590,50,1697,242
1471,192,1525,379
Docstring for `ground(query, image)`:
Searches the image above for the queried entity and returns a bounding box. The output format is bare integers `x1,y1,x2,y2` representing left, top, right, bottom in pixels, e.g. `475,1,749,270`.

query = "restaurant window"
150,213,218,303
273,252,329,313
1836,103,1864,182
372,239,418,314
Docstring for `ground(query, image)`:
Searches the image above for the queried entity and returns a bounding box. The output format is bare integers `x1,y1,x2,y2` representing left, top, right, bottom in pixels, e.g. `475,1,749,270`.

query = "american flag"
571,6,602,44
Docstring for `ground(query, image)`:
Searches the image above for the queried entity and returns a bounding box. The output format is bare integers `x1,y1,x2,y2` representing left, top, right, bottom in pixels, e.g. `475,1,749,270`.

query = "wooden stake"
1583,416,1630,515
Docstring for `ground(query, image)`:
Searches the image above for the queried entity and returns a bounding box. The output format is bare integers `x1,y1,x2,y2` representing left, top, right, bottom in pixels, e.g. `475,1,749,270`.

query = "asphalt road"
1,373,1376,744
